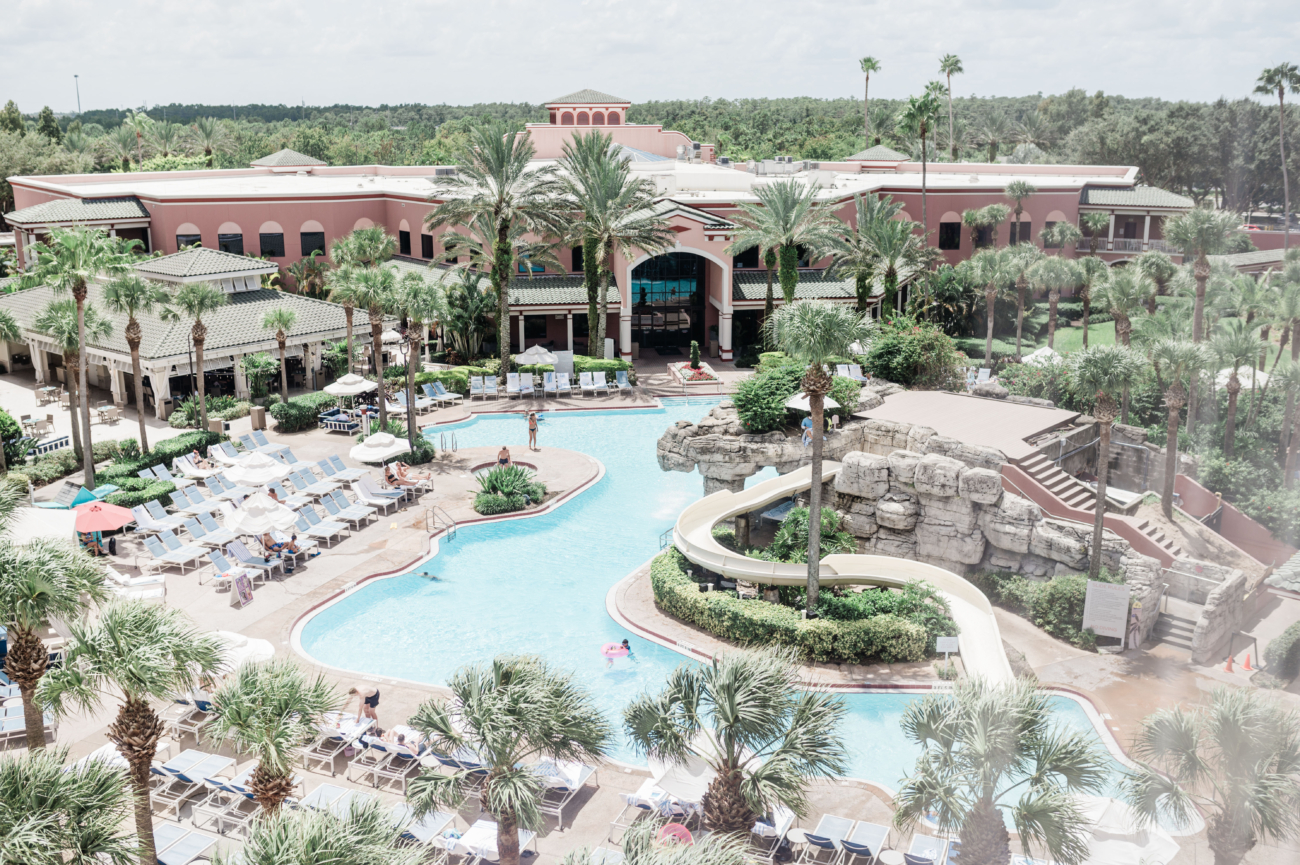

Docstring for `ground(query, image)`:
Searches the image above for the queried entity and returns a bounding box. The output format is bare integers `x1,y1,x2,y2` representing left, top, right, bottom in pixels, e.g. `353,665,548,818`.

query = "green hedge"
573,356,635,384
1264,622,1300,681
650,549,928,664
7,448,80,487
98,431,224,482
952,337,1022,365
415,370,470,396
269,392,339,433
969,569,1123,650
104,476,176,508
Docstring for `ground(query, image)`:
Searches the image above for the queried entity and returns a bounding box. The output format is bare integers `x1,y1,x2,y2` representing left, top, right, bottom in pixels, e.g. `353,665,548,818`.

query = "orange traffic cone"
1224,654,1235,673
1243,653,1253,671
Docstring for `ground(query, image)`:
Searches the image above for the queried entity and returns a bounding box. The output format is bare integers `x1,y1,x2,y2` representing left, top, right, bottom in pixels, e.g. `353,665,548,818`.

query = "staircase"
1152,611,1196,650
1016,453,1098,512
1134,519,1183,560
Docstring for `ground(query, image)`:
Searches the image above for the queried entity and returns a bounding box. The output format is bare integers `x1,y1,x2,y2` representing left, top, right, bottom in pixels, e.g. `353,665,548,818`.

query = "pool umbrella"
215,630,275,671
224,452,291,487
223,492,299,534
350,432,409,464
72,502,135,533
515,344,557,365
324,373,378,397
381,329,404,345
784,392,841,413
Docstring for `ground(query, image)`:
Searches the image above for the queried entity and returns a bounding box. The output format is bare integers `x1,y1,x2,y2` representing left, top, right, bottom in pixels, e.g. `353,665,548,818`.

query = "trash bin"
250,405,267,431
207,418,228,435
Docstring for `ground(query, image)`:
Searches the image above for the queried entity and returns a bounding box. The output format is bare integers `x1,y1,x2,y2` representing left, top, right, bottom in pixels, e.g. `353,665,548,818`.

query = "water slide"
672,461,1015,684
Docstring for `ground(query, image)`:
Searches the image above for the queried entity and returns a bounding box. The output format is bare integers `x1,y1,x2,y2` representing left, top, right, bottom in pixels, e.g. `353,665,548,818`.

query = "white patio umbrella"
223,492,299,535
215,630,275,671
784,392,841,412
648,752,714,804
381,329,404,345
1023,345,1063,367
350,432,409,464
224,452,291,487
324,373,378,397
1076,796,1180,865
515,344,558,365
1216,365,1270,388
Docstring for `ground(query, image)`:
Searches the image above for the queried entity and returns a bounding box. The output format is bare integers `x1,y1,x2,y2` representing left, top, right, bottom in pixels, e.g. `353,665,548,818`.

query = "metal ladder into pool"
438,431,458,453
426,505,458,541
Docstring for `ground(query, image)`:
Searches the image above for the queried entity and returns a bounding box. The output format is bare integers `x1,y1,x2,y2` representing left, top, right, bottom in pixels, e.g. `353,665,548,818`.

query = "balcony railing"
1147,239,1175,253
1073,238,1180,255
1112,238,1144,252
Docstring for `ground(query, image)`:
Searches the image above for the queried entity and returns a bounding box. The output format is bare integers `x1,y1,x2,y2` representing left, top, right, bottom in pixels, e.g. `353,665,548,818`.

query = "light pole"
396,337,415,450
73,75,80,115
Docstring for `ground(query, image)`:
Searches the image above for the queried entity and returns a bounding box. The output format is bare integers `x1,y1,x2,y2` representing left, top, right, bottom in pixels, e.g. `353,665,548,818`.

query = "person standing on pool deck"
349,685,381,728
527,411,539,451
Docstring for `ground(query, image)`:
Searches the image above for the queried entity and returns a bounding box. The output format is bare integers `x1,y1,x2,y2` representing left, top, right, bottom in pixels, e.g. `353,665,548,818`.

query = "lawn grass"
1044,321,1116,355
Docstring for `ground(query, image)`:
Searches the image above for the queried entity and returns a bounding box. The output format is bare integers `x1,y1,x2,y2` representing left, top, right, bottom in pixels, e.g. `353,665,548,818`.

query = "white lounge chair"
267,480,313,508
209,442,242,466
506,373,523,400
207,549,265,588
228,539,284,577
105,565,166,603
328,455,369,483
184,517,236,548
143,500,188,529
615,370,632,393
143,535,205,574
579,372,596,396
291,469,339,499
542,373,558,397
328,489,376,523
296,508,347,546
556,372,573,396
591,371,611,394
356,476,403,514
427,381,463,406
178,486,225,516
469,376,486,400
175,454,221,480
484,375,500,398
133,504,182,533
320,495,367,529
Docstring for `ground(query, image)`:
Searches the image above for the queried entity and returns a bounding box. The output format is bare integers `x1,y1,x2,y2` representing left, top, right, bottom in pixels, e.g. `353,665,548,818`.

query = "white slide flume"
672,462,1014,684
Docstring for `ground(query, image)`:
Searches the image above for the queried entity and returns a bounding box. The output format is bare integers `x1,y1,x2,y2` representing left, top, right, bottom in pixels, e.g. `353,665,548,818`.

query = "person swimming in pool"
498,446,512,467
621,638,635,660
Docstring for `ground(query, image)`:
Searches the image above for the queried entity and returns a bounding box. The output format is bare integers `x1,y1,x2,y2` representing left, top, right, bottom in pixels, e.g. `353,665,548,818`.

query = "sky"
5,0,1297,114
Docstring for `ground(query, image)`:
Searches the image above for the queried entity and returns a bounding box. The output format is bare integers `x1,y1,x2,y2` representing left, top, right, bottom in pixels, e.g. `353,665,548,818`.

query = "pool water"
298,400,1126,792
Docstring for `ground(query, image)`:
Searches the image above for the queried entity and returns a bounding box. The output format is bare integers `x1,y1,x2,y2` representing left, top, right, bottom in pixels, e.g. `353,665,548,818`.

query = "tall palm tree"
1150,339,1212,519
425,120,561,375
1098,268,1151,422
1277,360,1300,489
1030,256,1080,350
896,88,943,231
0,484,107,751
1067,345,1146,579
981,204,1011,247
1012,111,1053,152
1165,208,1238,343
122,110,153,167
856,204,933,314
213,797,424,865
398,270,446,448
1213,318,1262,459
187,116,233,168
1254,64,1300,253
893,679,1108,865
31,301,111,465
961,208,988,252
350,266,398,428
1005,242,1043,356
1040,221,1082,258
939,54,963,161
20,227,138,485
1123,687,1300,865
548,129,610,340
326,265,362,374
1004,180,1035,242
102,274,170,453
105,126,135,172
1137,250,1178,315
39,602,223,865
765,301,874,608
625,648,847,834
170,282,227,433
0,747,138,865
1080,211,1110,257
331,225,397,270
860,57,881,145
440,267,496,359
830,194,905,312
975,113,1010,162
964,248,1012,366
288,250,330,299
205,659,342,814
407,656,611,865
1076,256,1109,348
262,306,297,403
1272,269,1300,452
147,122,185,158
727,179,844,307
763,247,778,331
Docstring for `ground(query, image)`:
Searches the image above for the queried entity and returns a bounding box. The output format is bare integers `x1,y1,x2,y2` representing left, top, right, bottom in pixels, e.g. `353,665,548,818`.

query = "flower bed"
669,361,721,388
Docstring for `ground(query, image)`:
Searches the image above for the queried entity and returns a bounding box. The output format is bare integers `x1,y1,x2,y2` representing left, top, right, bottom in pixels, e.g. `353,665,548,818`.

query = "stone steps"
1016,453,1098,513
1153,611,1196,650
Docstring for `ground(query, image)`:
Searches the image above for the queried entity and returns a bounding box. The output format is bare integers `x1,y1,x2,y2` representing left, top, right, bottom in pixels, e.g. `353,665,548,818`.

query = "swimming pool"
297,400,1127,792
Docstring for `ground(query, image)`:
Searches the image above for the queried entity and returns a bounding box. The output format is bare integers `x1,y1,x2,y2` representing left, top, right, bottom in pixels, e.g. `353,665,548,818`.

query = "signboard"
229,572,254,609
935,636,960,654
1081,580,1130,640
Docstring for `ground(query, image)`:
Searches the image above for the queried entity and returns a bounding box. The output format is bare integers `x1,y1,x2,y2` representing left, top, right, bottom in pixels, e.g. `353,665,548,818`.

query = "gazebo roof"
134,247,279,281
250,148,327,168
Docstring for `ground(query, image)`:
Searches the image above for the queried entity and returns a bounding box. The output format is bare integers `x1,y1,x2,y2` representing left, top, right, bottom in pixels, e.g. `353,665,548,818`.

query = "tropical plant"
188,116,233,168
860,57,881,144
32,300,112,465
1150,339,1213,518
893,679,1109,865
425,120,561,375
212,796,424,865
20,227,138,485
332,225,397,270
1067,345,1146,579
727,179,843,306
1122,687,1300,865
122,110,153,166
1214,317,1263,458
896,88,943,230
394,270,445,447
262,306,297,403
169,282,228,433
205,659,342,813
407,656,612,865
1277,360,1300,489
39,601,223,865
147,122,186,158
963,249,1013,366
1166,208,1239,343
829,193,904,312
1040,221,1082,259
1137,250,1179,315
441,267,497,359
975,113,1011,162
240,352,279,400
102,274,170,452
1254,63,1300,254
350,265,398,428
1005,242,1043,355
1013,111,1053,152
1076,256,1109,348
288,250,330,299
625,647,847,834
105,126,136,171
1031,256,1080,351
939,54,963,160
1099,268,1151,349
1004,180,1035,241
1080,211,1110,257
764,301,874,608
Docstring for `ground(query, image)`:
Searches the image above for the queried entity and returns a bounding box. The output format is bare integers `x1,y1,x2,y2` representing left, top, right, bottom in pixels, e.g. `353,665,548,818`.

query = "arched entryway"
630,252,706,355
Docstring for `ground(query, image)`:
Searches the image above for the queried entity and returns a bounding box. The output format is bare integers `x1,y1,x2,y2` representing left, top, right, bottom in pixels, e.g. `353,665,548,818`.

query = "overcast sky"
6,0,1296,114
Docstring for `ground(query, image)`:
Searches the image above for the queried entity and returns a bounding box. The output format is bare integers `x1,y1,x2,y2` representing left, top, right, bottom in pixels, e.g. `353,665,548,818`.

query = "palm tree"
213,797,424,865
939,54,963,160
39,601,223,865
122,110,153,166
1137,250,1178,315
350,266,398,428
102,274,170,453
1076,257,1108,348
1150,339,1212,519
0,483,107,750
1040,221,1082,258
1098,268,1151,423
441,267,497,359
326,265,362,373
596,815,750,865
961,208,988,252
975,113,1010,162
1123,687,1300,865
288,250,330,299
830,194,905,312
764,302,875,608
1004,180,1035,242
31,300,110,465
727,179,843,306
1005,242,1043,356
860,57,881,145
1255,64,1300,253
1013,111,1052,152
625,648,847,834
0,311,16,472
1165,208,1239,343
893,679,1108,865
188,116,233,168
407,656,611,865
964,249,1012,366
105,126,135,172
0,747,137,865
1067,345,1146,579
1277,360,1300,489
205,659,342,814
1080,211,1110,257
147,122,185,158
554,130,609,340
170,282,227,433
397,270,446,448
331,225,397,270
425,121,561,375
856,204,933,314
896,89,943,231
1030,256,1080,350
20,227,138,485
981,204,1011,247
763,247,778,331
1273,269,1300,452
1213,318,1262,459
262,306,297,404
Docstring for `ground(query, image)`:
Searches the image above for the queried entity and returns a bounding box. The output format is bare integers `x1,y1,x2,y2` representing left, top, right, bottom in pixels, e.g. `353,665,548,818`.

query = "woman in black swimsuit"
527,412,539,451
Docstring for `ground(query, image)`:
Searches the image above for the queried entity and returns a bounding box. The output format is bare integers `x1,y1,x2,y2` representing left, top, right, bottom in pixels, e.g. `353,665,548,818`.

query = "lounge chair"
170,490,218,517
360,735,425,793
484,375,500,398
178,486,224,516
291,469,339,499
263,530,317,564
209,442,242,466
797,815,855,865
135,503,185,532
144,500,189,528
327,455,369,483
424,381,462,406
299,714,373,775
505,372,522,399
206,549,264,588
835,363,851,378
267,480,313,508
275,447,313,472
214,473,255,499
105,565,166,603
592,371,611,394
536,760,598,829
519,373,536,398
905,834,949,865
320,495,368,530
250,429,281,452
184,517,237,548
354,477,402,515
143,535,206,574
840,821,889,865
152,462,195,489
749,806,796,864
556,372,574,396
615,370,632,393
469,376,486,400
542,373,558,397
319,409,360,434
228,539,284,577
846,363,870,383
295,509,346,546
175,454,221,480
398,389,436,414
579,372,596,396
328,489,376,523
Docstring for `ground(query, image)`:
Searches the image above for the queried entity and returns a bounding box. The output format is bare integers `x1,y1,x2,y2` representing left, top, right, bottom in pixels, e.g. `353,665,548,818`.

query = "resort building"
4,89,1196,362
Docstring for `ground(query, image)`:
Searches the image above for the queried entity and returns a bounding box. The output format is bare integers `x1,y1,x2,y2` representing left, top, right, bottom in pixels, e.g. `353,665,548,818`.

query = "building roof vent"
717,157,731,166
434,168,458,177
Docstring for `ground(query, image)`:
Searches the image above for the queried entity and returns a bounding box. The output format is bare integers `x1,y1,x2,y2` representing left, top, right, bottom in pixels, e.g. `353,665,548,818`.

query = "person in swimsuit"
497,446,512,467
349,685,381,726
527,412,538,451
385,463,420,489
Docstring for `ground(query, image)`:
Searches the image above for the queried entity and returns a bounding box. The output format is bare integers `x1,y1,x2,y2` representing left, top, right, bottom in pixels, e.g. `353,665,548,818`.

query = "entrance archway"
630,252,707,355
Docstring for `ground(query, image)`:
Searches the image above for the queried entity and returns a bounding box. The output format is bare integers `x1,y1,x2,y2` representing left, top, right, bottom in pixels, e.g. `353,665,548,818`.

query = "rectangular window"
399,230,411,256
1009,221,1032,245
975,227,993,249
259,233,286,258
732,247,759,269
300,231,326,257
517,260,545,274
796,244,811,267
421,234,434,259
573,313,589,337
938,222,961,250
176,233,202,249
217,233,244,255
524,315,548,339
572,246,584,272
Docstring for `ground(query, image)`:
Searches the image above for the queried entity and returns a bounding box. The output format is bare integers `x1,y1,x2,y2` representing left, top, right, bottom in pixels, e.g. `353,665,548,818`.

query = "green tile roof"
5,196,150,226
1208,248,1289,268
846,145,909,161
1079,187,1194,209
547,89,630,105
249,148,327,167
134,247,279,280
732,269,866,302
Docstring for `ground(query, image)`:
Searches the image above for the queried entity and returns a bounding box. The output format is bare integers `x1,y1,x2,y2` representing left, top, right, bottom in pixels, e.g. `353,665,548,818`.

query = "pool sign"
1081,580,1130,641
935,637,960,654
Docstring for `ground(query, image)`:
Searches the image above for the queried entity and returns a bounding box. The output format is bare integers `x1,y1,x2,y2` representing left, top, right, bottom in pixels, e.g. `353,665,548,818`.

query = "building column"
1106,213,1116,251
619,314,632,360
144,226,152,254
1142,214,1151,250
109,367,127,405
565,313,574,352
232,354,250,399
517,314,525,353
719,311,734,362
151,368,172,420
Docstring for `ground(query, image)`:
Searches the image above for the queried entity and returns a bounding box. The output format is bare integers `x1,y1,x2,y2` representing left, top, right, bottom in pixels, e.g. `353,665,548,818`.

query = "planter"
669,361,721,389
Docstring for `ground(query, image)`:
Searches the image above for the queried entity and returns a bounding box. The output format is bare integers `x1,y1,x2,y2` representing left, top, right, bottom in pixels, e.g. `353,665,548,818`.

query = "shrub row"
269,392,339,433
104,476,176,508
969,569,1123,650
650,549,928,664
1265,621,1300,681
98,431,225,482
733,360,860,434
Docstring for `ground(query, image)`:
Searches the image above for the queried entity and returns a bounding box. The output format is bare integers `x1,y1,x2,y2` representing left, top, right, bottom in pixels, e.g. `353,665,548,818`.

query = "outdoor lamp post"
395,336,415,450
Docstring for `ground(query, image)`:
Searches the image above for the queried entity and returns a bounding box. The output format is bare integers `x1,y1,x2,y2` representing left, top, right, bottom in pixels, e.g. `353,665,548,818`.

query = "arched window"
577,111,590,125
175,223,202,250
593,112,605,125
560,112,574,125
258,221,286,258
398,219,411,256
300,220,326,257
217,221,244,255
608,112,621,126
352,217,375,231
